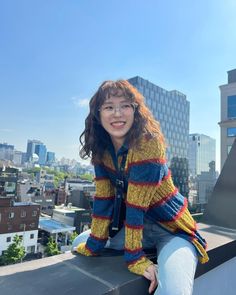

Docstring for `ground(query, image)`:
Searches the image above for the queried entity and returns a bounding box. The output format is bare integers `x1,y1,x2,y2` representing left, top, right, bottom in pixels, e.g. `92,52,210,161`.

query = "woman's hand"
143,264,158,294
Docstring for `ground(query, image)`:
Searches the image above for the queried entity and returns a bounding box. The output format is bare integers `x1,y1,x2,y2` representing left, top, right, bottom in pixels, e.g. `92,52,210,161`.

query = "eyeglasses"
99,102,138,115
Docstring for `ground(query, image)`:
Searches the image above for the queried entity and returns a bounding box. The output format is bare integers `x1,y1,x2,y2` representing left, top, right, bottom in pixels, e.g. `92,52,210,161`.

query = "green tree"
3,235,26,265
44,237,61,256
79,173,93,182
69,231,78,245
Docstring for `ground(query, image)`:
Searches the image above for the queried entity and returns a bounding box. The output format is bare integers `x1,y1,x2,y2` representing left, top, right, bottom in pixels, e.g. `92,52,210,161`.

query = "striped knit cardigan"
76,135,209,275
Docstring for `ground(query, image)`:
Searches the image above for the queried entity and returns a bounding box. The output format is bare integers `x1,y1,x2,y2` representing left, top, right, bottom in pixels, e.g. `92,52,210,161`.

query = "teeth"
111,122,125,126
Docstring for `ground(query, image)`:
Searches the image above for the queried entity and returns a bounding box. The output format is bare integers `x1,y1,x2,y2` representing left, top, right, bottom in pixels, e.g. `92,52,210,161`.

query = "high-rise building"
35,143,47,166
128,76,190,162
128,76,190,197
26,139,43,162
46,151,55,165
188,133,216,177
219,69,236,170
13,150,24,166
0,143,14,161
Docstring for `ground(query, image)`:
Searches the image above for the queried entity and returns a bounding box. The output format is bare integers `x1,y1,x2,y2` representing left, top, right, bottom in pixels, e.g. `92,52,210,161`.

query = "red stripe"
190,221,197,237
124,247,142,253
163,169,171,180
150,187,178,208
127,158,166,170
125,201,148,210
92,214,112,220
95,176,109,181
85,244,96,255
129,180,162,186
125,222,144,230
126,254,146,266
94,195,115,201
90,233,107,241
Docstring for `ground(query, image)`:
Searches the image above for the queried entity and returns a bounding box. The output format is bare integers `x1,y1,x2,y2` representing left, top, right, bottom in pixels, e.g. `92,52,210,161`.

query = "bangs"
99,81,134,104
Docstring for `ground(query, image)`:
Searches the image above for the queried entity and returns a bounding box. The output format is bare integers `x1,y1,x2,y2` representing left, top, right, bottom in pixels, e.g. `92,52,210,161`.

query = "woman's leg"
155,236,198,295
72,220,156,252
71,228,126,251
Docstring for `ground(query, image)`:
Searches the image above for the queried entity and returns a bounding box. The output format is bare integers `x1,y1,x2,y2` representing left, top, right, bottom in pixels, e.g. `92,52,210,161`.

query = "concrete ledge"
0,251,150,295
195,223,236,278
0,223,236,295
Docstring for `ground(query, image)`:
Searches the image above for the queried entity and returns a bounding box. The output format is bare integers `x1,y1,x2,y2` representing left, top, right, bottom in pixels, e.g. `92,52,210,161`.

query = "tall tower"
35,144,47,165
26,139,43,163
219,69,236,170
188,133,216,177
128,76,190,197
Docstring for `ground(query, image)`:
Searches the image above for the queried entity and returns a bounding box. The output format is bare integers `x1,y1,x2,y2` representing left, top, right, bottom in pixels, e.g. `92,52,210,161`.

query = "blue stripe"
126,206,144,226
125,250,145,263
93,198,114,218
129,162,163,183
86,236,107,253
147,192,185,222
94,164,110,178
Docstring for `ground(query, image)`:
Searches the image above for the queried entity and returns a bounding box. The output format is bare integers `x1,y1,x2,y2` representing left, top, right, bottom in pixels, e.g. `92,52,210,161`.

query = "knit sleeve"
124,136,166,275
85,163,115,255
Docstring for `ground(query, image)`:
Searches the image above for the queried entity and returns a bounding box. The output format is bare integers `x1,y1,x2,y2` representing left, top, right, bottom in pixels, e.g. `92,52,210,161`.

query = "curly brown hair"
79,80,165,163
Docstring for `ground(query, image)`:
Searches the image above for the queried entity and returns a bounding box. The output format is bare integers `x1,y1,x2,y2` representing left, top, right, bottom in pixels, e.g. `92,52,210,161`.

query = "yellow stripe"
125,226,143,250
127,183,155,208
192,239,209,263
129,136,165,163
160,210,195,233
95,179,115,197
154,177,176,200
128,257,153,275
91,217,110,239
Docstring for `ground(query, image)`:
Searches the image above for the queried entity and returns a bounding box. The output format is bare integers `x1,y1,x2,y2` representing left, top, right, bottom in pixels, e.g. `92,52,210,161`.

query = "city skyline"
1,1,236,171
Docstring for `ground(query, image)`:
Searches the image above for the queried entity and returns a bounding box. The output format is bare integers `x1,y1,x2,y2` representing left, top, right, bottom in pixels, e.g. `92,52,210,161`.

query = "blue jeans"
72,218,198,295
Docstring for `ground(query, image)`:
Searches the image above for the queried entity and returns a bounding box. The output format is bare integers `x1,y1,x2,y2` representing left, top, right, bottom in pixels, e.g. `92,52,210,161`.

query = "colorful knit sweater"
77,135,209,275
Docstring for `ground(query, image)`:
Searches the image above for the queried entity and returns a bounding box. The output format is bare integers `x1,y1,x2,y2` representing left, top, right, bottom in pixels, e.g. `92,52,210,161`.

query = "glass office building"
188,133,216,177
219,69,236,170
128,76,190,197
26,139,43,162
35,144,47,166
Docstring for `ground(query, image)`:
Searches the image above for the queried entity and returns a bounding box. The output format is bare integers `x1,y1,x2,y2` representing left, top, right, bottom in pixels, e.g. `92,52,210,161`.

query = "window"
9,212,14,219
227,95,236,118
30,234,34,239
19,224,26,230
27,245,35,253
227,127,236,137
21,211,26,218
228,145,232,155
0,213,1,222
6,237,11,243
30,222,35,228
32,210,37,217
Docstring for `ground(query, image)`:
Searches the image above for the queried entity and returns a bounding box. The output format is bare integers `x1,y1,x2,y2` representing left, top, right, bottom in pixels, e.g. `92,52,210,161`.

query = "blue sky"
1,0,236,171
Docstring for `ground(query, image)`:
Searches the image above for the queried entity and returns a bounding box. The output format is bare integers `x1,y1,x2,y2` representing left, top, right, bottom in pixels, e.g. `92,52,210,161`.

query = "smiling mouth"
111,121,125,127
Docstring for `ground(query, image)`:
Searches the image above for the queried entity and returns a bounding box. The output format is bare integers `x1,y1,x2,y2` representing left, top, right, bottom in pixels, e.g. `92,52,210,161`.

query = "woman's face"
99,95,135,151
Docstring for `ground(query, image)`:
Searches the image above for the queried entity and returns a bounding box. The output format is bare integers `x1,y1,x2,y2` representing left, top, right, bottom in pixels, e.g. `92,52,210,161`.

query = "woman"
73,80,209,295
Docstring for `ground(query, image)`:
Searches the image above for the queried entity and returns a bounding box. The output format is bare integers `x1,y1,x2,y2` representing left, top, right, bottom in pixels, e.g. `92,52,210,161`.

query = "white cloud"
0,128,13,132
71,96,89,108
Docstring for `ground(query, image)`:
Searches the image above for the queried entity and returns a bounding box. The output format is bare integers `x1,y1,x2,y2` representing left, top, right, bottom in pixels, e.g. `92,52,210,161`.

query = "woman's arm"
76,163,115,255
